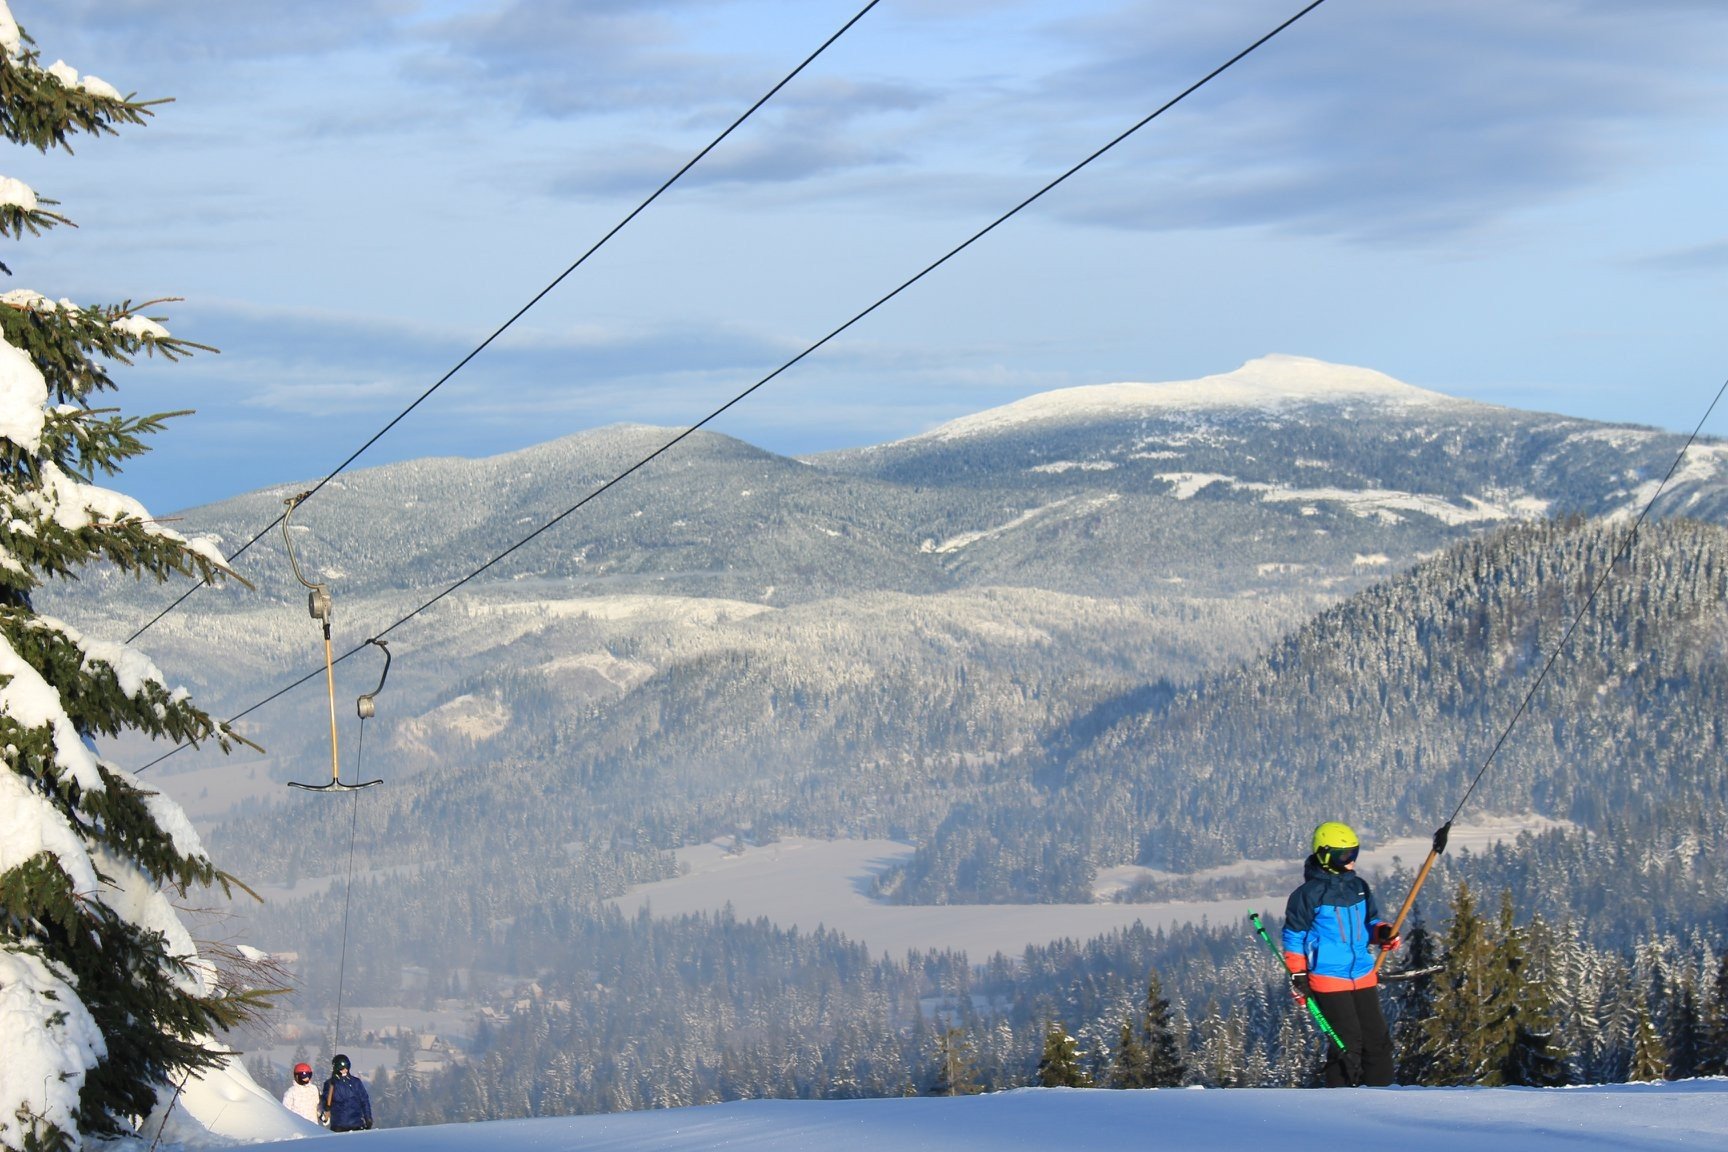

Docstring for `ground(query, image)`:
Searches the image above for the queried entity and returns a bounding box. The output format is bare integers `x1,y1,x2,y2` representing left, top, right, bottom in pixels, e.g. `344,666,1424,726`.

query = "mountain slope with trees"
886,516,1728,908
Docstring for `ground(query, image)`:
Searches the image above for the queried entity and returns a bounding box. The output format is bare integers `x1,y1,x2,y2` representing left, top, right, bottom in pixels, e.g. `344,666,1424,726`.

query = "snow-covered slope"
220,1080,1728,1152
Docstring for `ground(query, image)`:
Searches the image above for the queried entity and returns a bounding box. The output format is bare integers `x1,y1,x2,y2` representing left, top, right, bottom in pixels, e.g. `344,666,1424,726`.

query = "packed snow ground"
169,1077,1728,1152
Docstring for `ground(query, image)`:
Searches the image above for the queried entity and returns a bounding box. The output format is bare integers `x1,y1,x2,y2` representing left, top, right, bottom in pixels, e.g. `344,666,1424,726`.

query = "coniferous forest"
243,865,1728,1122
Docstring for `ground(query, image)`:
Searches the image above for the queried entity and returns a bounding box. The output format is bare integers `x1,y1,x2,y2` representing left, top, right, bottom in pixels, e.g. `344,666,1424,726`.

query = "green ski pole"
1249,911,1346,1052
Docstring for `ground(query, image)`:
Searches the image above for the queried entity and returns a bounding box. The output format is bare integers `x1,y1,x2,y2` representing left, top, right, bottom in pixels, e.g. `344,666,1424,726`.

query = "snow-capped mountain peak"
909,355,1460,443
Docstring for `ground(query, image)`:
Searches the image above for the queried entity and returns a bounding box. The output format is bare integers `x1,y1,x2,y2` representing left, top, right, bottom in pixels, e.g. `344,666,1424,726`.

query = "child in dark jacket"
1281,821,1399,1086
318,1054,373,1132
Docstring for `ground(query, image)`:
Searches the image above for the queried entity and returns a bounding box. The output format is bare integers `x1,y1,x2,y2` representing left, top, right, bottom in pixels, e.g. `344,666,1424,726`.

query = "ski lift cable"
122,0,888,647
133,0,1337,775
1375,372,1728,968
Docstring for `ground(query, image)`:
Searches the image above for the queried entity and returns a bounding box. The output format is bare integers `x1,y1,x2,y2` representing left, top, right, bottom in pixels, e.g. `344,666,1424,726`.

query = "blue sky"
9,0,1728,513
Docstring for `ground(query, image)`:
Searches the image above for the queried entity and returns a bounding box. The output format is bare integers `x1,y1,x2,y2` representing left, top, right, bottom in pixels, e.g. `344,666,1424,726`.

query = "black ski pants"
1310,986,1393,1087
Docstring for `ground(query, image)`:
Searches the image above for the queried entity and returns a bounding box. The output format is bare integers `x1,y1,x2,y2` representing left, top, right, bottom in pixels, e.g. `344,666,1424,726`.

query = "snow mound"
138,1055,321,1149
908,355,1462,443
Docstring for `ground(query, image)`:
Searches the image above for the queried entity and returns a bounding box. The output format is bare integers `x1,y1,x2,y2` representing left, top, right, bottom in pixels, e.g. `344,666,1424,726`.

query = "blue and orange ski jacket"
1281,855,1386,992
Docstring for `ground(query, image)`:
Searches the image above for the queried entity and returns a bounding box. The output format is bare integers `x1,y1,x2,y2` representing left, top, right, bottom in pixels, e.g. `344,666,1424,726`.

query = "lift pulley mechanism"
356,637,390,720
282,491,385,793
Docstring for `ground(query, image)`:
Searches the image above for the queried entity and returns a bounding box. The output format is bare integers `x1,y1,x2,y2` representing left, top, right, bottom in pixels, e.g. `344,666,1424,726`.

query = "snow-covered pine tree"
1627,1008,1668,1083
1034,1020,1090,1088
1107,1018,1150,1089
931,1026,982,1096
1188,1000,1248,1088
1412,880,1492,1084
1492,903,1568,1087
1662,933,1716,1081
1140,969,1186,1088
1386,911,1440,1084
1267,1006,1318,1088
1695,950,1728,1076
1548,917,1626,1084
1664,979,1703,1080
0,6,264,1149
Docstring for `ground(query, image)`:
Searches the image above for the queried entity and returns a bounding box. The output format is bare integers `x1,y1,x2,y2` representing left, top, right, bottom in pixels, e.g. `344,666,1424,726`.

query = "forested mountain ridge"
882,516,1728,907
53,356,1728,794
63,356,1728,622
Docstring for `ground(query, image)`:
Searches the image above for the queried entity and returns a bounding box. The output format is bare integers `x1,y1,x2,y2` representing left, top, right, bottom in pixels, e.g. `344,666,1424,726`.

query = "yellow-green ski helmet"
1312,821,1360,872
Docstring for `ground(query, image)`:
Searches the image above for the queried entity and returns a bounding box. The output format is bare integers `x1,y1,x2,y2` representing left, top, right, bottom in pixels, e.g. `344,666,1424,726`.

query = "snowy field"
607,819,1564,961
182,1077,1728,1152
608,837,1279,959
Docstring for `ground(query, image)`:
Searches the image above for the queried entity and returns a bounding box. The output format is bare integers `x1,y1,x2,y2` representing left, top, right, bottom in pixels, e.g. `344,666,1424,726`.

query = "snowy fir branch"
0,3,268,1148
0,15,158,155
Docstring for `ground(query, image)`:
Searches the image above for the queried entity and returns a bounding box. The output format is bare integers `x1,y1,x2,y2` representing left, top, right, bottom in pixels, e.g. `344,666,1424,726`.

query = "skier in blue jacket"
318,1054,373,1132
1282,821,1399,1086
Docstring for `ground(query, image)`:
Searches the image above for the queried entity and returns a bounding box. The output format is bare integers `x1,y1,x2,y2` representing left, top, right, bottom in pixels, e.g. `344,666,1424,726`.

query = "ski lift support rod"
282,492,382,792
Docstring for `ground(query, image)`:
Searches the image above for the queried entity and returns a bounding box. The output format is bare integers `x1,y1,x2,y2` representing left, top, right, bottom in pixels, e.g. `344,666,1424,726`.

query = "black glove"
1289,972,1310,1002
1372,923,1401,951
363,1120,373,1130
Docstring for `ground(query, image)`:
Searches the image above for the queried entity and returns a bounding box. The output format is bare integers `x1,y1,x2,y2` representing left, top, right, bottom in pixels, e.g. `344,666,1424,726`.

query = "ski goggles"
294,1072,313,1082
1317,844,1359,870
